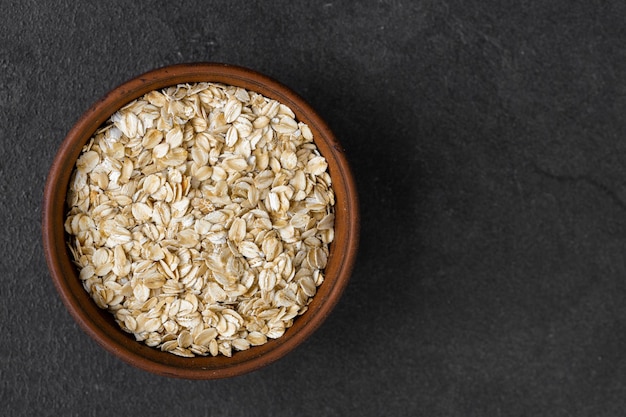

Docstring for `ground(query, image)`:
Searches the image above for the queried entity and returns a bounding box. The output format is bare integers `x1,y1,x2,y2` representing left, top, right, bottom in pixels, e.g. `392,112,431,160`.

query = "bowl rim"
41,62,359,379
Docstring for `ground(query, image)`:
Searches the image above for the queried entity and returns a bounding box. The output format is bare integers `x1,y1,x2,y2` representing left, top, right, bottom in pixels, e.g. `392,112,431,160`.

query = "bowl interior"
42,63,359,379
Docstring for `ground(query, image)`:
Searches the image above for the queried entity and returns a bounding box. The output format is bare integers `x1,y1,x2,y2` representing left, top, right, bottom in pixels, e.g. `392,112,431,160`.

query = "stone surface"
3,0,626,415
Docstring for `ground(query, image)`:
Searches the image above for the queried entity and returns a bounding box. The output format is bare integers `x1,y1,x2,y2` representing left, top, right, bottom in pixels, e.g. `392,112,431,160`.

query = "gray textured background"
3,0,626,415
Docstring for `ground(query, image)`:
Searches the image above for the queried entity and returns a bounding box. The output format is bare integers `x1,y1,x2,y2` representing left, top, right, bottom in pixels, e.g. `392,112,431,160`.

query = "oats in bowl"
64,82,335,358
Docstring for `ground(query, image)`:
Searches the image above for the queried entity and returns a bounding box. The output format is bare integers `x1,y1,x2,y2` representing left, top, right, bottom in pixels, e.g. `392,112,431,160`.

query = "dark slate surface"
3,0,626,415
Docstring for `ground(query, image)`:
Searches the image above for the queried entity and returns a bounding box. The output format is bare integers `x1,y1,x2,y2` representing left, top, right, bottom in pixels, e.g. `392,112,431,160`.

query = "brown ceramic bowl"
42,63,359,379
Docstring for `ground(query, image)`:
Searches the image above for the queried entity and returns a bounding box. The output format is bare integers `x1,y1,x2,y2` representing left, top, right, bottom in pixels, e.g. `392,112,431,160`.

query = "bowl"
42,63,359,379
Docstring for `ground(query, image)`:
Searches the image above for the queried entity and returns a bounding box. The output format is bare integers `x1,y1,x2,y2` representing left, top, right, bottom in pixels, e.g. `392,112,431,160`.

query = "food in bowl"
64,82,335,358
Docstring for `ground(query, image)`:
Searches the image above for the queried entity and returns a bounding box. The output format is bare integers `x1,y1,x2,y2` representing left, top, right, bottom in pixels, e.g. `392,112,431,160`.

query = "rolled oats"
65,82,335,357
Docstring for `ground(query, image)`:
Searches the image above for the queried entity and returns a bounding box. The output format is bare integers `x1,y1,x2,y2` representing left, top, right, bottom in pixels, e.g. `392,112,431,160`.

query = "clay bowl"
42,63,359,379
